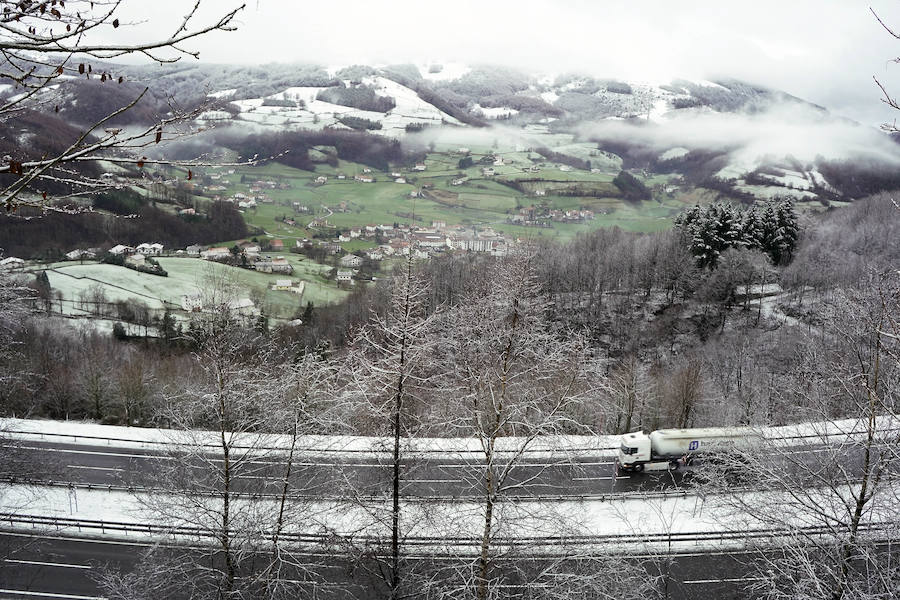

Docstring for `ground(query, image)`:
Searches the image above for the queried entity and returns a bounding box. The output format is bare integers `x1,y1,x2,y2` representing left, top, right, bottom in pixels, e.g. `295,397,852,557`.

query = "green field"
40,256,349,322
210,148,686,244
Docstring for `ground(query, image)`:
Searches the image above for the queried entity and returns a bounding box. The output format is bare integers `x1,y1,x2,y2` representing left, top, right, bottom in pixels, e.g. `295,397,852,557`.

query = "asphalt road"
0,532,758,600
0,436,880,599
4,440,692,499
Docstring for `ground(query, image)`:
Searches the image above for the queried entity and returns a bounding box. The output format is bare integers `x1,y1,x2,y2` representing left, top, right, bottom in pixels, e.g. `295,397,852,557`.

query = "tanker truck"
617,427,755,473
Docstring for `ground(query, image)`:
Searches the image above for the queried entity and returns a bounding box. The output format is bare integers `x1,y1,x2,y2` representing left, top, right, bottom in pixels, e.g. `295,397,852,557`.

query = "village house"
0,257,24,271
413,163,427,171
336,269,354,284
354,175,375,183
239,242,261,257
389,239,410,255
481,167,495,177
238,199,257,209
339,254,363,268
108,244,135,256
365,249,384,261
315,176,328,184
451,178,467,186
65,249,97,261
254,257,293,274
269,239,284,251
338,233,352,242
181,294,203,312
201,247,230,261
136,243,164,256
349,227,362,238
126,253,146,266
395,177,407,184
272,279,294,291
185,244,204,257
227,298,259,319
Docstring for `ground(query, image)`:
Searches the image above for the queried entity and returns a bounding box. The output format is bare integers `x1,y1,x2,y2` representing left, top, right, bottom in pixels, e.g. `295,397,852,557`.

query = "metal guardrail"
5,423,897,457
0,429,617,455
0,476,701,503
0,511,892,550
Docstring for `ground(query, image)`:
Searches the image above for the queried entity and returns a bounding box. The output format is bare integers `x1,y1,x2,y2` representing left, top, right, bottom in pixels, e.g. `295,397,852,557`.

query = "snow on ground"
3,481,894,553
647,98,671,122
735,184,817,200
43,263,202,311
474,104,519,119
659,147,690,161
0,417,617,458
213,76,462,135
207,88,236,99
698,80,729,90
540,90,559,104
4,415,897,459
0,483,748,550
418,62,470,82
762,168,813,190
366,76,462,125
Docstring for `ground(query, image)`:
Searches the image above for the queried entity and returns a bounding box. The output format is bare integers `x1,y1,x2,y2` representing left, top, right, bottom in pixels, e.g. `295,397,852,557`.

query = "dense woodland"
0,195,247,258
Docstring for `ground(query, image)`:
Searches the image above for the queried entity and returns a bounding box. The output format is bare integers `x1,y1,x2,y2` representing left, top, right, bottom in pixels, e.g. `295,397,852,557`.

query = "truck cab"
618,431,652,472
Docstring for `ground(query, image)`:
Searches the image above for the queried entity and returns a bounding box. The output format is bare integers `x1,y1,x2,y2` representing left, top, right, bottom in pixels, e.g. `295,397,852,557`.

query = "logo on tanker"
689,440,699,451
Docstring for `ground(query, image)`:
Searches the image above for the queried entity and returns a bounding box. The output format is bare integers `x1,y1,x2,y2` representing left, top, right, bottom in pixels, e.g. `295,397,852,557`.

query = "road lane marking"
65,466,124,473
4,559,91,570
683,577,765,584
15,446,165,460
406,479,463,483
0,589,104,599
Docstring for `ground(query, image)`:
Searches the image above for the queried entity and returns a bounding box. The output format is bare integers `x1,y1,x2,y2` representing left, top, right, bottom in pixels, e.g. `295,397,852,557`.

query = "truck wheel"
634,464,644,473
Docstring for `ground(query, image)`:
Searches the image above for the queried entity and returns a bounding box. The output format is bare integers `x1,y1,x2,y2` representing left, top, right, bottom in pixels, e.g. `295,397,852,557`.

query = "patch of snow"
735,184,817,200
540,90,559,104
207,88,236,99
647,98,670,122
418,62,471,82
474,104,519,119
698,79,729,90
659,147,690,161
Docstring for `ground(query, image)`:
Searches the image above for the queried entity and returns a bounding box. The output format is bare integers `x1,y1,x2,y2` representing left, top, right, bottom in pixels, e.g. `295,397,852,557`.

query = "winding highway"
0,421,893,600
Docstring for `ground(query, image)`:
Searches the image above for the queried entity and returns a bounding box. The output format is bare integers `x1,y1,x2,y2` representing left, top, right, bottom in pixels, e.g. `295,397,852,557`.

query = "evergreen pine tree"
741,205,764,250
773,198,799,264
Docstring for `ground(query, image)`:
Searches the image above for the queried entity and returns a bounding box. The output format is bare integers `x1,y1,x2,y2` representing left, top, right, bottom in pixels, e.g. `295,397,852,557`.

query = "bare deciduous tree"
0,0,246,211
697,273,900,600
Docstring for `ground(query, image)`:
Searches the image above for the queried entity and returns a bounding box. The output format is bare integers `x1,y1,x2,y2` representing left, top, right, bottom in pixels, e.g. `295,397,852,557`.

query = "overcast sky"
112,1,900,126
